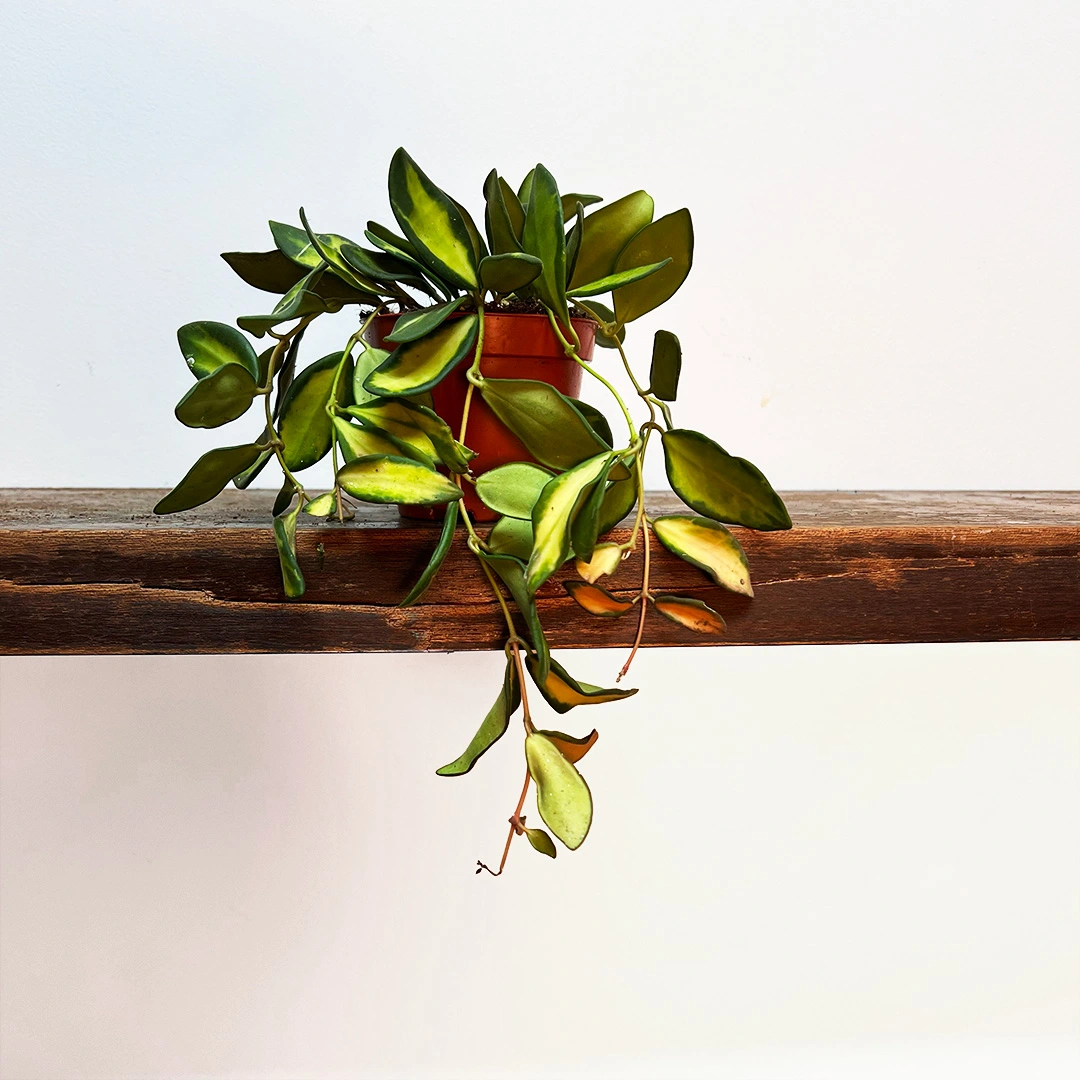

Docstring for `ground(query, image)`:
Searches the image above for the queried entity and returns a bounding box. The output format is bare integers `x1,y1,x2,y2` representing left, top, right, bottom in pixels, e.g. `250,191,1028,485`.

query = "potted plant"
156,148,791,874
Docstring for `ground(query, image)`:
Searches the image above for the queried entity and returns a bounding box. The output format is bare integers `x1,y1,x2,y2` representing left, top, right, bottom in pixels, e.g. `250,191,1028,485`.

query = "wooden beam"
1,490,1077,655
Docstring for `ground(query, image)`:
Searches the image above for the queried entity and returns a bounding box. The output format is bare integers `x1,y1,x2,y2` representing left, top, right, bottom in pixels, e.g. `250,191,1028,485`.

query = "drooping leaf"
342,404,436,465
278,351,353,472
272,499,305,599
333,415,428,466
523,826,557,858
388,148,479,290
596,474,638,534
561,193,601,218
295,211,388,296
436,657,519,776
365,220,423,264
478,550,550,681
562,580,635,618
220,249,306,295
364,314,479,396
517,168,536,208
487,516,534,562
536,727,598,764
154,443,265,515
581,299,626,350
177,321,260,381
662,429,791,530
232,445,273,490
339,241,434,295
649,330,682,401
237,265,336,337
479,378,610,471
272,476,297,517
475,462,553,519
613,208,694,323
651,515,753,596
569,399,613,448
452,197,488,264
653,594,725,634
526,654,638,714
337,455,463,506
269,219,322,269
569,456,619,562
525,731,593,850
173,364,257,429
479,252,543,295
575,541,624,583
302,491,337,517
352,346,390,407
385,298,467,343
527,452,613,593
568,191,654,291
347,398,473,473
482,171,525,256
401,499,459,606
567,259,671,298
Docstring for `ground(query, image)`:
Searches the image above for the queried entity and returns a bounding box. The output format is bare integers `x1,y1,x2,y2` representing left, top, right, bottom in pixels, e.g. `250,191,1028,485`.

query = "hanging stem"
477,768,532,877
458,305,487,443
619,508,651,682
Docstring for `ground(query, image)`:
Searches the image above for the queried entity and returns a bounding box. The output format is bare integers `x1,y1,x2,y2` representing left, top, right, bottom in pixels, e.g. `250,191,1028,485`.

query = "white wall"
1,2,1077,1078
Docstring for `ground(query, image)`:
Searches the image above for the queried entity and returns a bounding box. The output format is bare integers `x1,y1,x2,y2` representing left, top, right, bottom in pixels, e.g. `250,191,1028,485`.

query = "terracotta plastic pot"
364,312,597,521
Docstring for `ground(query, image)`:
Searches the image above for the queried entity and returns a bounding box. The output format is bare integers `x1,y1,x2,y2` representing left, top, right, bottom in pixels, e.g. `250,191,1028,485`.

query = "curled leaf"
436,658,519,776
563,580,634,618
401,500,458,607
273,500,305,599
653,594,725,635
523,826,557,858
536,728,598,764
526,654,637,714
173,364,257,429
575,542,624,583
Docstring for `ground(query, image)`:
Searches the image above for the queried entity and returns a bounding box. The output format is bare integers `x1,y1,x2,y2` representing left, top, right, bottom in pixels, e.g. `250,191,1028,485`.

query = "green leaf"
364,314,479,397
294,211,384,294
524,826,557,858
154,443,265,515
337,455,464,506
613,208,694,323
526,654,638,714
527,452,613,593
232,446,273,490
487,516,534,561
567,258,671,298
173,363,257,429
568,191,654,291
520,164,570,329
302,492,337,517
479,378,610,471
569,399,613,448
561,193,602,218
478,550,549,682
340,241,438,297
525,730,593,850
270,219,322,269
452,197,488,264
652,594,725,635
273,500,305,599
401,500,459,606
517,168,536,208
347,398,473,473
352,346,390,407
366,222,452,298
580,299,626,350
662,429,791,530
564,200,585,284
562,580,634,618
237,265,335,338
272,476,297,517
388,148,478,290
177,321,259,381
475,462,553,519
436,657,519,776
343,404,435,465
385,298,467,344
651,515,753,596
596,474,638,535
479,252,543,295
333,415,427,466
278,351,353,472
649,330,682,401
483,171,525,255
569,456,617,562
220,249,306,295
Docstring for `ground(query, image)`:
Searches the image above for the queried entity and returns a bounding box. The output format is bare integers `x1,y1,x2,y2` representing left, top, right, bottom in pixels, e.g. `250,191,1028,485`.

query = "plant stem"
458,305,486,443
546,311,637,442
477,768,532,877
619,506,651,682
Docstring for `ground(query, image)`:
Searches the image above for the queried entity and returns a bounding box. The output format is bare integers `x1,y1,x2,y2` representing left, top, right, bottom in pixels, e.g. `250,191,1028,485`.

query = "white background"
1,2,1078,1077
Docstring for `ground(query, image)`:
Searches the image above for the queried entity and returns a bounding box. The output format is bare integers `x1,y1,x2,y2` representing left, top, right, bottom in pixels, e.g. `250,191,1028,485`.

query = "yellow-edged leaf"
652,515,753,596
562,580,634,618
525,731,593,850
364,314,478,397
337,455,463,506
653,594,725,634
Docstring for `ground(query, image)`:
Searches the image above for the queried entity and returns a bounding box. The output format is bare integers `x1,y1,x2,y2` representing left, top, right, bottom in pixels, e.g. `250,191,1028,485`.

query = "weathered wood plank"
1,490,1077,654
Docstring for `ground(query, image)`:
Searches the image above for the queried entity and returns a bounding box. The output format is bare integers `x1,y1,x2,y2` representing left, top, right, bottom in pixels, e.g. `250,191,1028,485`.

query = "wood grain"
1,490,1077,654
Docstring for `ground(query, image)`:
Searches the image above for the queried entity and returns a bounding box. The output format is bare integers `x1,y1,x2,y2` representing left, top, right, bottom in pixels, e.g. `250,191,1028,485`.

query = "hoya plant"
157,148,791,875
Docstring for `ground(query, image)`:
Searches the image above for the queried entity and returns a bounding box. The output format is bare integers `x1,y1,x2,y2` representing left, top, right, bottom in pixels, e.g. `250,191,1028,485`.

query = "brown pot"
364,311,597,521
